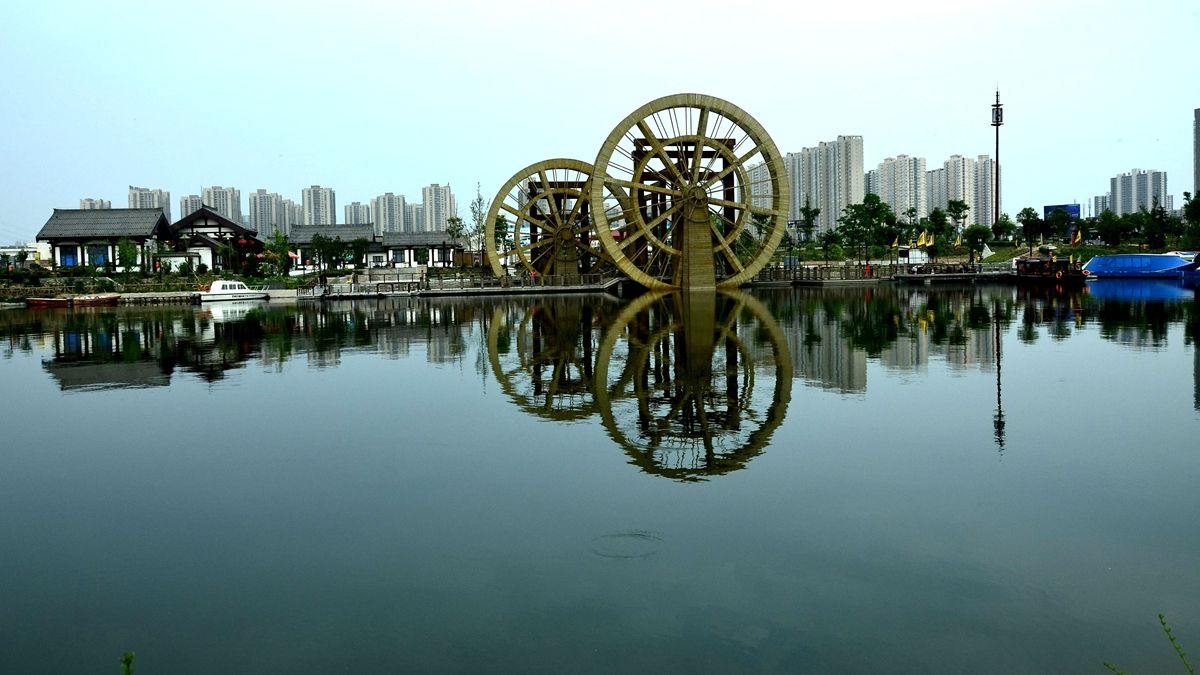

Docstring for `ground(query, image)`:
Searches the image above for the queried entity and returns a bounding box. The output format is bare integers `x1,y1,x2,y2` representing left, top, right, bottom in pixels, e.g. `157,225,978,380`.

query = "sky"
1,0,1196,243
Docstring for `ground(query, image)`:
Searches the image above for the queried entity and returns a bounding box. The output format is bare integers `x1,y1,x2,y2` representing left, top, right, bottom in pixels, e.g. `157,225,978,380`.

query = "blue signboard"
1043,204,1081,220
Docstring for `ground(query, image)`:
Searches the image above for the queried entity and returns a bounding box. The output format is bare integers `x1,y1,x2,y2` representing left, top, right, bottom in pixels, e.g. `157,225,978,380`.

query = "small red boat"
25,293,121,308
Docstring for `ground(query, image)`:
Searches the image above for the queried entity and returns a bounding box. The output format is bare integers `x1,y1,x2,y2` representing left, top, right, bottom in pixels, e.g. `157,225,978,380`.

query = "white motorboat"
191,279,270,303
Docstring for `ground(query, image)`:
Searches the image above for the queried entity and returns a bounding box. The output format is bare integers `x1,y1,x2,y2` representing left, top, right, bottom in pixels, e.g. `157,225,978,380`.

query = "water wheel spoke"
717,238,745,272
563,177,591,228
511,236,557,259
611,178,683,200
708,205,743,250
704,195,750,211
537,170,565,227
500,202,556,233
690,107,710,182
699,144,761,192
636,120,688,186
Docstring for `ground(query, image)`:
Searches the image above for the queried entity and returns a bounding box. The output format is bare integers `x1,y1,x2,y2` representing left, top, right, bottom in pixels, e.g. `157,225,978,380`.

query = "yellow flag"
954,233,962,247
1069,254,1074,265
891,236,899,248
927,233,935,246
917,231,926,247
1072,229,1082,245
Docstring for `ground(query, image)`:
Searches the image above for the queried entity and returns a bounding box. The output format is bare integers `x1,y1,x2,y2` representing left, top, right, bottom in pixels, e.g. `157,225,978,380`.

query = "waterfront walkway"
297,273,626,300
750,262,1014,287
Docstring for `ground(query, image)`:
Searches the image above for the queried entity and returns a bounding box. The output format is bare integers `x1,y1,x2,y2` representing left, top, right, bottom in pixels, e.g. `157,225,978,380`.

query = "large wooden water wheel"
589,93,790,291
484,158,614,278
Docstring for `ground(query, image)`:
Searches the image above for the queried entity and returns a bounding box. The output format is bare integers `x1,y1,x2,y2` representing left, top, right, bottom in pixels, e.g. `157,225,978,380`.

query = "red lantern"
237,238,247,246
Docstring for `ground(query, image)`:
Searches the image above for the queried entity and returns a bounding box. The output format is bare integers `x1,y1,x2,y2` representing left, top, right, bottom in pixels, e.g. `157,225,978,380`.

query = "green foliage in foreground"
121,651,135,674
1104,614,1194,674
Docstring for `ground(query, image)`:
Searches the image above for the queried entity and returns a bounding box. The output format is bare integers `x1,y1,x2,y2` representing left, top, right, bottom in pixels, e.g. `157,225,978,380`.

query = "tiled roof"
382,231,463,247
289,224,378,245
174,206,258,239
36,208,169,240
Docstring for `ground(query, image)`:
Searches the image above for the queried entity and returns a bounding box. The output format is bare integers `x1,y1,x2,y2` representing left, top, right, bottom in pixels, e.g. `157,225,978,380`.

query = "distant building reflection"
5,279,1197,431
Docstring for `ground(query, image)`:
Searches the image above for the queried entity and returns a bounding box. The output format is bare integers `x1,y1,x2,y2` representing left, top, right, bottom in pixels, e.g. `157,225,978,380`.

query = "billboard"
1043,204,1081,220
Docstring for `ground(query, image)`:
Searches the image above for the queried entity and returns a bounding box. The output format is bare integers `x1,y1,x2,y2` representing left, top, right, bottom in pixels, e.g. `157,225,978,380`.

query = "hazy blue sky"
1,0,1196,243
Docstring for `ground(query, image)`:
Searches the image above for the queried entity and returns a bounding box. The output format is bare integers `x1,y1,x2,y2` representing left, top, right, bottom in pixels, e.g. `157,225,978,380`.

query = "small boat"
190,279,270,303
1081,252,1200,279
1012,256,1086,285
26,293,121,308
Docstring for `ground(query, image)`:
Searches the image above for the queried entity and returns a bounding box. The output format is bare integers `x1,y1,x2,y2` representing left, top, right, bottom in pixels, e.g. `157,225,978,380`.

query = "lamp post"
992,90,1003,237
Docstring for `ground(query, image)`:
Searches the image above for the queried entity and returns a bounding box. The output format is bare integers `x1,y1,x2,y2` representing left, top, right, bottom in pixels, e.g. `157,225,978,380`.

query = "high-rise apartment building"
926,168,947,215
79,198,111,209
302,185,337,225
372,193,407,234
1093,194,1110,216
180,195,204,218
128,186,172,221
1110,168,1168,216
202,186,242,223
872,155,927,222
974,155,995,229
783,135,864,234
404,203,425,233
344,202,371,225
745,162,773,213
943,155,976,223
283,199,301,234
922,154,993,227
249,189,287,238
422,184,456,232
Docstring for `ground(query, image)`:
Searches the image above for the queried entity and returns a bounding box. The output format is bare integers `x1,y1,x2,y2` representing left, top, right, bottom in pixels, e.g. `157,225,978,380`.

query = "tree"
993,212,1017,241
946,199,970,234
1143,199,1180,249
263,232,292,276
1016,207,1041,255
493,214,511,265
469,183,487,258
962,225,992,263
837,194,896,263
1095,209,1125,246
924,207,953,260
799,197,820,242
310,233,329,270
349,237,371,269
310,234,347,270
1045,208,1074,241
115,238,139,274
818,229,843,262
445,216,465,243
1182,192,1200,248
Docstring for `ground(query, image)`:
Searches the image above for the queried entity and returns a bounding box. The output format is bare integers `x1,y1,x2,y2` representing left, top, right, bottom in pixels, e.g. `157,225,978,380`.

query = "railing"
294,273,614,298
753,263,902,283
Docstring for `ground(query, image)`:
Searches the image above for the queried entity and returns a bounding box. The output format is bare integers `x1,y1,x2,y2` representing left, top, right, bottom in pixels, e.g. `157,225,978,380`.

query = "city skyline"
1,0,1195,244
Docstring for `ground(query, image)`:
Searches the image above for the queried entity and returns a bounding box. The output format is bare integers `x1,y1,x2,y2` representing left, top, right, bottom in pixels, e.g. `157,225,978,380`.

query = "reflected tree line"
4,282,1198,465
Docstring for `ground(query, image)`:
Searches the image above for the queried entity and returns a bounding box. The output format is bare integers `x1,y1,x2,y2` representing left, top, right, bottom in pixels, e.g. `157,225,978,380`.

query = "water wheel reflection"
594,291,792,480
487,297,617,421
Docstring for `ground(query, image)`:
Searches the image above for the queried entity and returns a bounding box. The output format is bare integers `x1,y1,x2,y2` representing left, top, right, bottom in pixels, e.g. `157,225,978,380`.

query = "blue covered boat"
1081,252,1200,279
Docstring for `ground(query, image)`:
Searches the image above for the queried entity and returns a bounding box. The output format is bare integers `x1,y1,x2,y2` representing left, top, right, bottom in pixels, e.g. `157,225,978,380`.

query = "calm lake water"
2,281,1198,674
